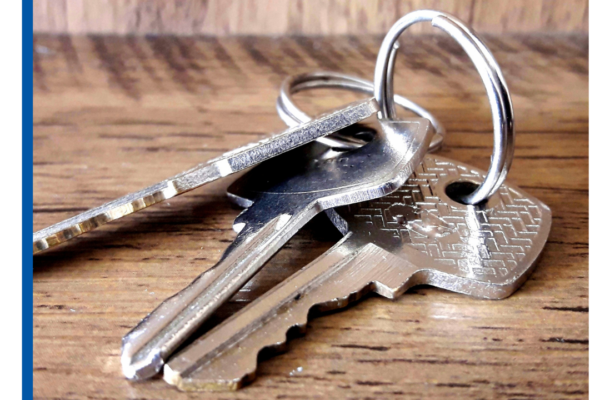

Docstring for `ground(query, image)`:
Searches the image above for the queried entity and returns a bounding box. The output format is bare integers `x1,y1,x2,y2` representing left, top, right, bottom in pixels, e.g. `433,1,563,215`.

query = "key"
33,98,377,254
121,117,434,380
163,154,551,391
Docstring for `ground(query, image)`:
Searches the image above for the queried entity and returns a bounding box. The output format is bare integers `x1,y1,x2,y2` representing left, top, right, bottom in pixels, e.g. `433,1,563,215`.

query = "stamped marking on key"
33,99,378,254
163,154,551,391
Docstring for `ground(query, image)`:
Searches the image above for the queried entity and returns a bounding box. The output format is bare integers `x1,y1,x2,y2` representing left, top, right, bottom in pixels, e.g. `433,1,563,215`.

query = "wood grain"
33,0,589,35
33,33,588,399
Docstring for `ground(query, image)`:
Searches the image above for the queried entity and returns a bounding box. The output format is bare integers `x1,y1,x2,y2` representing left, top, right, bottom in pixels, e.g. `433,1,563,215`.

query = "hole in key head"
351,127,377,142
329,124,377,151
445,180,483,205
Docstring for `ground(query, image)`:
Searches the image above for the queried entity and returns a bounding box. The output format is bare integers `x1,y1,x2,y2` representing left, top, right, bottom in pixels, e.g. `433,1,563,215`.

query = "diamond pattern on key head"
345,155,547,279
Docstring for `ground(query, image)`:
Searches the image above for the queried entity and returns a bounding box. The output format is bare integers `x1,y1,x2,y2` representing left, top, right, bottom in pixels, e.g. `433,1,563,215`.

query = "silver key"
121,117,434,380
33,99,377,254
163,154,551,391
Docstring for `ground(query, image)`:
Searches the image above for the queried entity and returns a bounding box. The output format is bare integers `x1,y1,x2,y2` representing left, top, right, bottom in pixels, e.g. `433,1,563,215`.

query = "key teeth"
167,286,381,391
169,368,254,392
167,353,255,391
167,313,312,391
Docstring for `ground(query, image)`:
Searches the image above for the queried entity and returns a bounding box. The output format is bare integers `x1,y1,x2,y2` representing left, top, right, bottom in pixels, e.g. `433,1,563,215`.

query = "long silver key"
33,99,377,254
121,117,434,380
163,154,551,391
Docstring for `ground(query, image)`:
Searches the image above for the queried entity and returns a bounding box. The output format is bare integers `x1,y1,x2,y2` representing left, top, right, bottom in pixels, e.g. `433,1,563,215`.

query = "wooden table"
33,34,588,399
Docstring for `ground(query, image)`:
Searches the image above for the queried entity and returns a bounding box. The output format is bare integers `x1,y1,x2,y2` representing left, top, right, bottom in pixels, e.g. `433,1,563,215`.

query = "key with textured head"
33,99,377,254
163,154,551,391
121,117,434,380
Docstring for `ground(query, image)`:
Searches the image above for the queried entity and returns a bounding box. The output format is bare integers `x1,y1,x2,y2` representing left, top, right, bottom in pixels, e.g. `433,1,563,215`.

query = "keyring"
276,71,446,152
374,10,514,204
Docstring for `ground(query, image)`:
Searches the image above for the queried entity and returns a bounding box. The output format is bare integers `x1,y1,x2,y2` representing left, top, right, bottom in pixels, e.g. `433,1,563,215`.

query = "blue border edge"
23,0,33,398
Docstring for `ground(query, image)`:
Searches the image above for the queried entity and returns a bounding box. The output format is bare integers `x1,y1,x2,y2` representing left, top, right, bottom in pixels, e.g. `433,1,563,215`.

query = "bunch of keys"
33,10,551,391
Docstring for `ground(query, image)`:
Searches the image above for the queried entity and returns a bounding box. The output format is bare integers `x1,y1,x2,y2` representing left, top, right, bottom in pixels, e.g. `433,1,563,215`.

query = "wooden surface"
33,0,589,35
33,33,589,399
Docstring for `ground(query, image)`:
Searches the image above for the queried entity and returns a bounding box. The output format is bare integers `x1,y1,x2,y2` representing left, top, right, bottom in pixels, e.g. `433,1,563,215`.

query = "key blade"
164,238,417,391
33,98,378,254
121,202,320,380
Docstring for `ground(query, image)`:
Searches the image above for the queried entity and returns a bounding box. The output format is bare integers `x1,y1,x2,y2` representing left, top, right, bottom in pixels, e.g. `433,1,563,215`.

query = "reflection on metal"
121,118,434,381
164,155,551,391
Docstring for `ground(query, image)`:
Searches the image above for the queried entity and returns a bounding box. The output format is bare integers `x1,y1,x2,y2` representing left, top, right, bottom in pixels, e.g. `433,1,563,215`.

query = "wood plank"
33,33,588,399
472,0,588,33
33,0,589,35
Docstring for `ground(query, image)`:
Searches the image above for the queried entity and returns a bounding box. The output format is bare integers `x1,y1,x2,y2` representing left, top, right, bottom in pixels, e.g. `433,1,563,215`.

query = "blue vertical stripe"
22,0,33,398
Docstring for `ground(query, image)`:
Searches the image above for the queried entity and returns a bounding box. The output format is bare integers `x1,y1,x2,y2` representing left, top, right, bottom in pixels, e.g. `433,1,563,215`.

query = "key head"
227,118,434,229
328,154,552,299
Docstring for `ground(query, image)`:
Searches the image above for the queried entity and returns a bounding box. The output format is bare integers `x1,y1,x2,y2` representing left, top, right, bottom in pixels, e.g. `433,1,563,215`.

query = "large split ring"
374,10,514,204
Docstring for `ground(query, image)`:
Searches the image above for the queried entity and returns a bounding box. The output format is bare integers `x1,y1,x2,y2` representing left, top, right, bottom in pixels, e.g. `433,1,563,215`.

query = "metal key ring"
374,10,514,204
276,71,446,152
